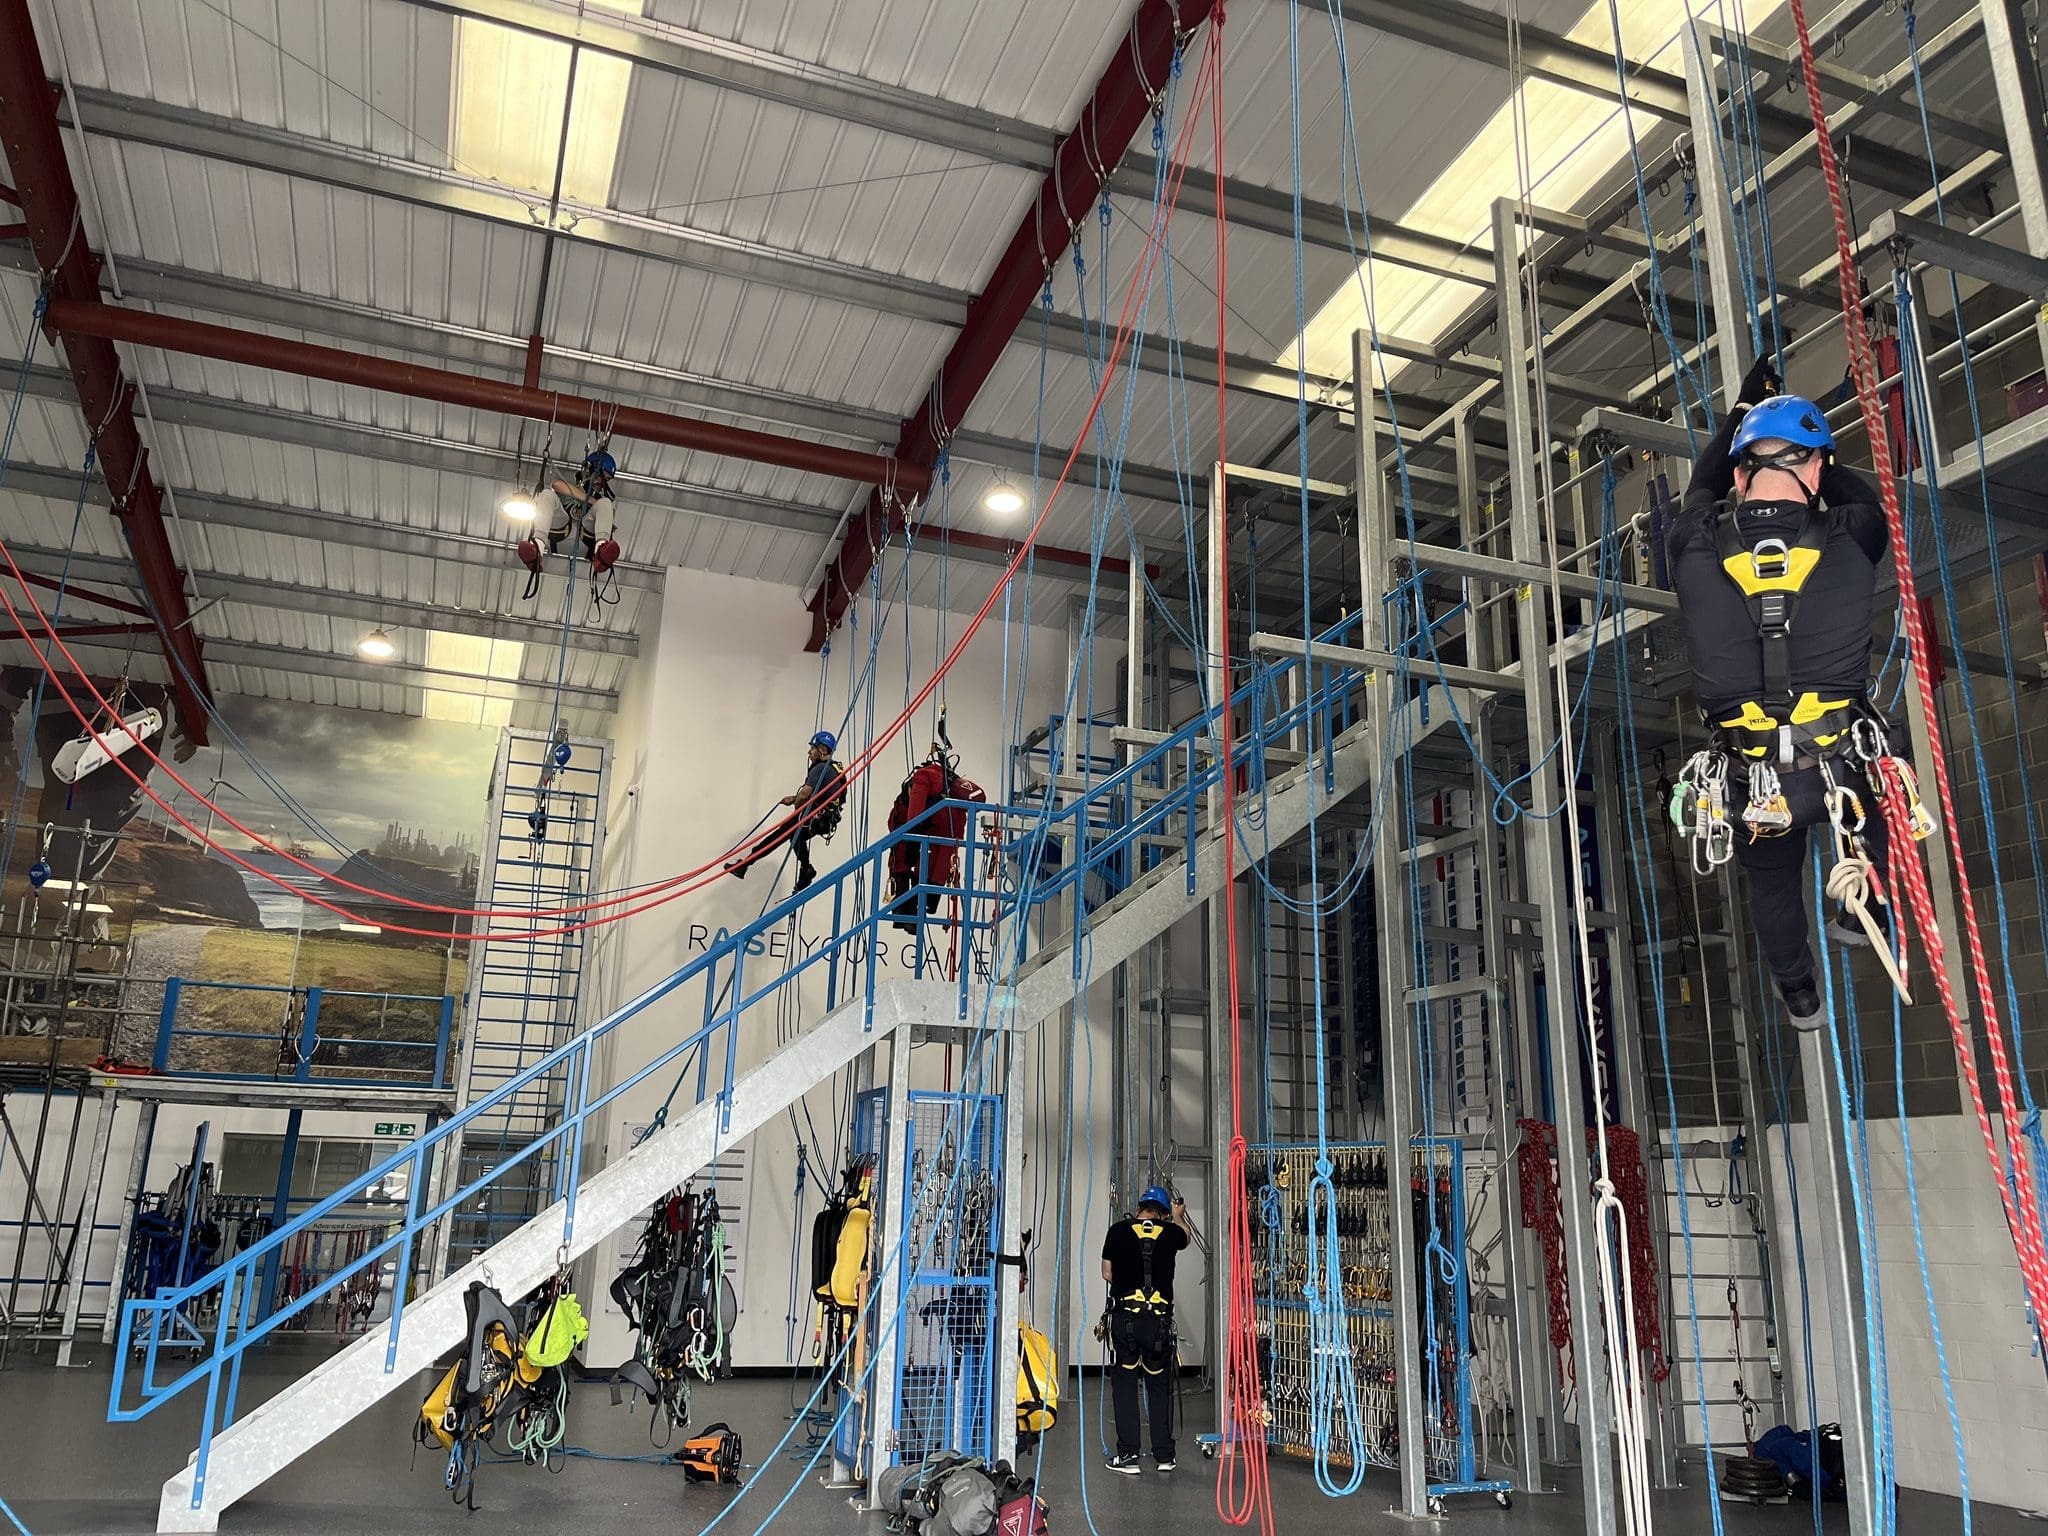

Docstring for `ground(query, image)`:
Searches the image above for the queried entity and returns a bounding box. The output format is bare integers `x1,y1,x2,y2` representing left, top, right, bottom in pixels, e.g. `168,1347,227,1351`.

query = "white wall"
584,566,1134,1370
1765,1116,2048,1512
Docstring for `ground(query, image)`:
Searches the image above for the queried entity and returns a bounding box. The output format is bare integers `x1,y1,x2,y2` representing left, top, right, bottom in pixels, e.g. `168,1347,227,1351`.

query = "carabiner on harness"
1741,761,1794,839
1681,748,1735,872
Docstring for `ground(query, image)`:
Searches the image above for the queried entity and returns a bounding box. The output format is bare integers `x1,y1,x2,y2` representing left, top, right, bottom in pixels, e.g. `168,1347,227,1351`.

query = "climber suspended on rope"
1667,357,1931,1029
516,447,623,601
726,730,847,893
885,713,986,933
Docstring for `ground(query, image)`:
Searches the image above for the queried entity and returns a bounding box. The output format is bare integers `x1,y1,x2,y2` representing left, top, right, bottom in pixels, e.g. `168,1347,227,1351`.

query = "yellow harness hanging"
824,1174,872,1311
1017,1324,1059,1437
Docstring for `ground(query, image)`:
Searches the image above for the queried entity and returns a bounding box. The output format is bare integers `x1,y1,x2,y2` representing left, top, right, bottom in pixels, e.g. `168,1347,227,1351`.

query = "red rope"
1206,10,1273,1532
1516,1119,1575,1386
0,26,1228,943
1515,1119,1667,1387
1783,0,2048,1324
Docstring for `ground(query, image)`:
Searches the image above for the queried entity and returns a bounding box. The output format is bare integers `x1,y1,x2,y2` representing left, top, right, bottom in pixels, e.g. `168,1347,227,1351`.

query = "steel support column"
1681,26,1759,399
1591,730,1681,1488
863,1028,916,1502
1494,197,1618,1536
1796,1028,1878,1535
1977,0,2048,366
1353,329,1432,1518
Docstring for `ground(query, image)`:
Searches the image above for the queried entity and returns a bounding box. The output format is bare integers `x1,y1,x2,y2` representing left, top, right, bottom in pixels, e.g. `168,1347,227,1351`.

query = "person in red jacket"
886,735,983,932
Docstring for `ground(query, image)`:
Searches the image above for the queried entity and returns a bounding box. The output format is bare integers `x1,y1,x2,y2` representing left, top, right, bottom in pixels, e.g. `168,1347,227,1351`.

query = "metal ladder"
440,727,608,1273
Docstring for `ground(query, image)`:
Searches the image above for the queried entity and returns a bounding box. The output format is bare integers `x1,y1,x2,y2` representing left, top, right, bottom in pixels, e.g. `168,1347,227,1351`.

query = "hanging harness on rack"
415,1278,581,1509
1107,1220,1174,1375
608,1186,734,1442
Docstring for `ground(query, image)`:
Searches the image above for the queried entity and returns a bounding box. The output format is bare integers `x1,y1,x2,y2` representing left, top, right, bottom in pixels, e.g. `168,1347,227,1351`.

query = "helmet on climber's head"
1138,1185,1174,1217
1730,395,1832,504
1730,395,1833,460
809,730,837,759
583,450,617,485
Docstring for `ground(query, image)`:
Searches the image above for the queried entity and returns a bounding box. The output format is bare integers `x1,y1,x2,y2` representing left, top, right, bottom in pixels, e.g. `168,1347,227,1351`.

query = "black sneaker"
1155,1457,1178,1472
1829,907,1887,950
1780,978,1824,1032
794,865,816,893
724,860,747,881
1106,1454,1141,1476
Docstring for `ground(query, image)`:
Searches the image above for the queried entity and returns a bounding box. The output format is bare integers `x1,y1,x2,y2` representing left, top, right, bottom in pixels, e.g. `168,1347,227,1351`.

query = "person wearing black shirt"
1100,1186,1191,1473
1667,358,1895,1028
725,731,843,892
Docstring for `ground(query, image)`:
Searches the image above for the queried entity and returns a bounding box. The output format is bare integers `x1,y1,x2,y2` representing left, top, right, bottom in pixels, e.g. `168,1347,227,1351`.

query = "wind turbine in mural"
199,749,246,848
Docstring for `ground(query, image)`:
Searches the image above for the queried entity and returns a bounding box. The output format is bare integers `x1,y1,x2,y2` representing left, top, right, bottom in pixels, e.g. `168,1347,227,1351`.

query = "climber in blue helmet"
726,730,847,893
1100,1183,1192,1475
1667,355,1903,1033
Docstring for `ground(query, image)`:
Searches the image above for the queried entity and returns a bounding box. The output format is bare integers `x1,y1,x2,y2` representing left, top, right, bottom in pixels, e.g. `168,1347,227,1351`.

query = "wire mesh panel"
891,1090,1003,1467
1244,1138,1502,1497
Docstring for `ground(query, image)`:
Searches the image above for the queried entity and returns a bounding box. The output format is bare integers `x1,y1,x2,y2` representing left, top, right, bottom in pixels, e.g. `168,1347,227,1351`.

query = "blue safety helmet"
584,450,616,479
1139,1185,1173,1214
810,730,837,752
1730,395,1833,460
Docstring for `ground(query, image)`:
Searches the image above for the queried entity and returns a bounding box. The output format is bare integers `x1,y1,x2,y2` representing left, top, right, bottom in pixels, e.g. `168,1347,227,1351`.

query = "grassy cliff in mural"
0,680,495,1078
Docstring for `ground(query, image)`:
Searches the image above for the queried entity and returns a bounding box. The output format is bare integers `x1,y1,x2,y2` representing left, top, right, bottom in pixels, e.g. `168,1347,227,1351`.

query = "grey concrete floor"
0,1344,2027,1535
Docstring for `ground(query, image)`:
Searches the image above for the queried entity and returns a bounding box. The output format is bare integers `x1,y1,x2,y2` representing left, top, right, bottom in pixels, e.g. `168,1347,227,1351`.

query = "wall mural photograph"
0,671,494,1082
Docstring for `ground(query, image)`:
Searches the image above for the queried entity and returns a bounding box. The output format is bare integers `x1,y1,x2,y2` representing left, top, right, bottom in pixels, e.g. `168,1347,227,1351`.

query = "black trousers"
733,816,814,881
1730,754,1892,989
1110,1363,1176,1460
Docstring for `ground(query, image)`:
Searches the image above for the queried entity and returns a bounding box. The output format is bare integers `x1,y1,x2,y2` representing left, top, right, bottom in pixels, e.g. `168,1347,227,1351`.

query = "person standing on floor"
1101,1185,1191,1474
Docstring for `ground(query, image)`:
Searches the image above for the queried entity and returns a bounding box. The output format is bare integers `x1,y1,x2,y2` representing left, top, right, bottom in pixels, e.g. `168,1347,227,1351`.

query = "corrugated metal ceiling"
0,0,2013,733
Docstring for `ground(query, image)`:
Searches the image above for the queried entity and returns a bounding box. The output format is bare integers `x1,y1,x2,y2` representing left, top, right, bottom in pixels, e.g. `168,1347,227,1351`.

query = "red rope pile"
1516,1118,1668,1387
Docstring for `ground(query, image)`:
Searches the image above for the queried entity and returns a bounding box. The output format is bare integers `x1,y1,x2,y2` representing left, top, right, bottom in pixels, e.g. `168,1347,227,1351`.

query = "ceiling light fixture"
358,628,397,661
984,478,1025,516
501,490,539,522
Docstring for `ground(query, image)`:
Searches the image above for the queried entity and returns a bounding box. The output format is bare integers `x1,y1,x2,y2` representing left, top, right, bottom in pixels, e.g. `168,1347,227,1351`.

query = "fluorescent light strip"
1287,0,1787,379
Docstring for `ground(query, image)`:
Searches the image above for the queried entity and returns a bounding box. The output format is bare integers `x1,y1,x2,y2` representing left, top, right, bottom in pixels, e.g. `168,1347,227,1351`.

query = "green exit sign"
374,1122,417,1138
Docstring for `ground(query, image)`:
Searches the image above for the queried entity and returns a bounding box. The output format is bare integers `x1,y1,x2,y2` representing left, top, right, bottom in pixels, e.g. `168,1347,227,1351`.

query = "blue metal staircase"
106,620,1433,1531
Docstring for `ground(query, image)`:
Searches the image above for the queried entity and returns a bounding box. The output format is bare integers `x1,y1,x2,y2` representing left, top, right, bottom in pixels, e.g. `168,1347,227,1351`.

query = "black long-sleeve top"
1663,405,1889,719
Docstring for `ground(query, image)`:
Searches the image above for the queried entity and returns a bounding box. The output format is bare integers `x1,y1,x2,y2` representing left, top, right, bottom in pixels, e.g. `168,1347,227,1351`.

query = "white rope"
1822,786,1911,1001
1507,1,1656,1524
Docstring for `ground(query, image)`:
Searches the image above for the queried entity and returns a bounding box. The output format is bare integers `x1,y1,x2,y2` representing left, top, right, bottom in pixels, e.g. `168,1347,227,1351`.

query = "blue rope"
1811,859,1896,1532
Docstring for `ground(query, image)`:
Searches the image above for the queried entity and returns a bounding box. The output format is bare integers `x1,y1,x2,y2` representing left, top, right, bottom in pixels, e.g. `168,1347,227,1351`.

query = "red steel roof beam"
0,0,214,742
45,300,933,493
802,0,1218,651
47,302,1131,580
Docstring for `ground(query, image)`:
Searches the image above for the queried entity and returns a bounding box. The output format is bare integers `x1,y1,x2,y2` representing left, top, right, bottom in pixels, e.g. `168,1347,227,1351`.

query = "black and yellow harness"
1109,1220,1175,1374
1708,503,1866,766
1676,498,1935,869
